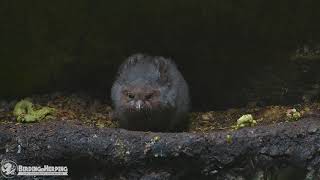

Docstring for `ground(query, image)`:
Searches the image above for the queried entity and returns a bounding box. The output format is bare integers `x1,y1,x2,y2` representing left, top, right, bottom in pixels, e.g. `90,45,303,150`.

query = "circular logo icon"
1,159,17,178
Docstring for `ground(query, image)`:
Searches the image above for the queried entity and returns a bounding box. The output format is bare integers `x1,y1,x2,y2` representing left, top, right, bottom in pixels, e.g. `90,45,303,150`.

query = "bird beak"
135,100,143,111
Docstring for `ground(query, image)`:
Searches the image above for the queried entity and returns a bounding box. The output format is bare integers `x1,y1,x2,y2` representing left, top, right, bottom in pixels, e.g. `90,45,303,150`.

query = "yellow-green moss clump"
13,99,56,123
233,114,257,130
226,134,232,144
286,108,301,121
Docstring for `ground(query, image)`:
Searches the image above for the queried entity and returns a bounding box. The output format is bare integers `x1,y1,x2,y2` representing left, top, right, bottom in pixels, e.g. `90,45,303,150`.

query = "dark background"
1,0,320,111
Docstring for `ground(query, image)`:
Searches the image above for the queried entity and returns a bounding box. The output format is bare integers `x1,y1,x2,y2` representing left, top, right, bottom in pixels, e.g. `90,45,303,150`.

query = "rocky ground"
1,92,320,132
1,92,320,180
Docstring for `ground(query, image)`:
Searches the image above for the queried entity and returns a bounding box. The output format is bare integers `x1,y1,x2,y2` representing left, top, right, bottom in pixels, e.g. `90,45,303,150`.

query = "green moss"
13,99,56,123
226,134,232,144
233,114,257,130
286,108,301,121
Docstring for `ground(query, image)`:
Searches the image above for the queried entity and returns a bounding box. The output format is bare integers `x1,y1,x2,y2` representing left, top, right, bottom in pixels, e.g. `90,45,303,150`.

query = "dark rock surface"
0,117,320,179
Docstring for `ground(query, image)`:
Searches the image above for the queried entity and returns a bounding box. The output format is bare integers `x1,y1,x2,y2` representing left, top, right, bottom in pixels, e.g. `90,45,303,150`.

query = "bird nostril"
135,100,143,110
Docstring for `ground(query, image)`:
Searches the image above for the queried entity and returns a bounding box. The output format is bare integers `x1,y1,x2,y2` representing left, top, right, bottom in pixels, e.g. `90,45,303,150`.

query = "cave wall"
1,0,320,110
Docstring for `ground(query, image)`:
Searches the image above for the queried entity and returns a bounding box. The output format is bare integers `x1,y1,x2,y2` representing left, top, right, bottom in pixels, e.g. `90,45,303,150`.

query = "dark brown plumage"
111,54,190,132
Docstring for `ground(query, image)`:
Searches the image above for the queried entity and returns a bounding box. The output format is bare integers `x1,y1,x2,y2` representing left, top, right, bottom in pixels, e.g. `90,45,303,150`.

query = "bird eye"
145,94,153,100
127,93,135,99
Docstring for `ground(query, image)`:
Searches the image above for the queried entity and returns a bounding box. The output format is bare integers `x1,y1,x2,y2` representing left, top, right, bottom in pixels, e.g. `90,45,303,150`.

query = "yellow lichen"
114,139,128,160
13,99,56,123
233,114,257,130
286,108,301,121
226,134,232,144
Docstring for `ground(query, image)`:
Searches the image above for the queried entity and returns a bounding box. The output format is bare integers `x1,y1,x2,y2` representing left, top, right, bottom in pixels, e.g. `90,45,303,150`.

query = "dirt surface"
1,92,320,132
0,93,118,128
1,93,320,179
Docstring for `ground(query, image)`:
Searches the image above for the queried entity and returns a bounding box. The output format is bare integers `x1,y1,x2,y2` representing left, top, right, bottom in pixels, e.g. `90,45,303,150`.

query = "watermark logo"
1,159,68,178
1,159,17,178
